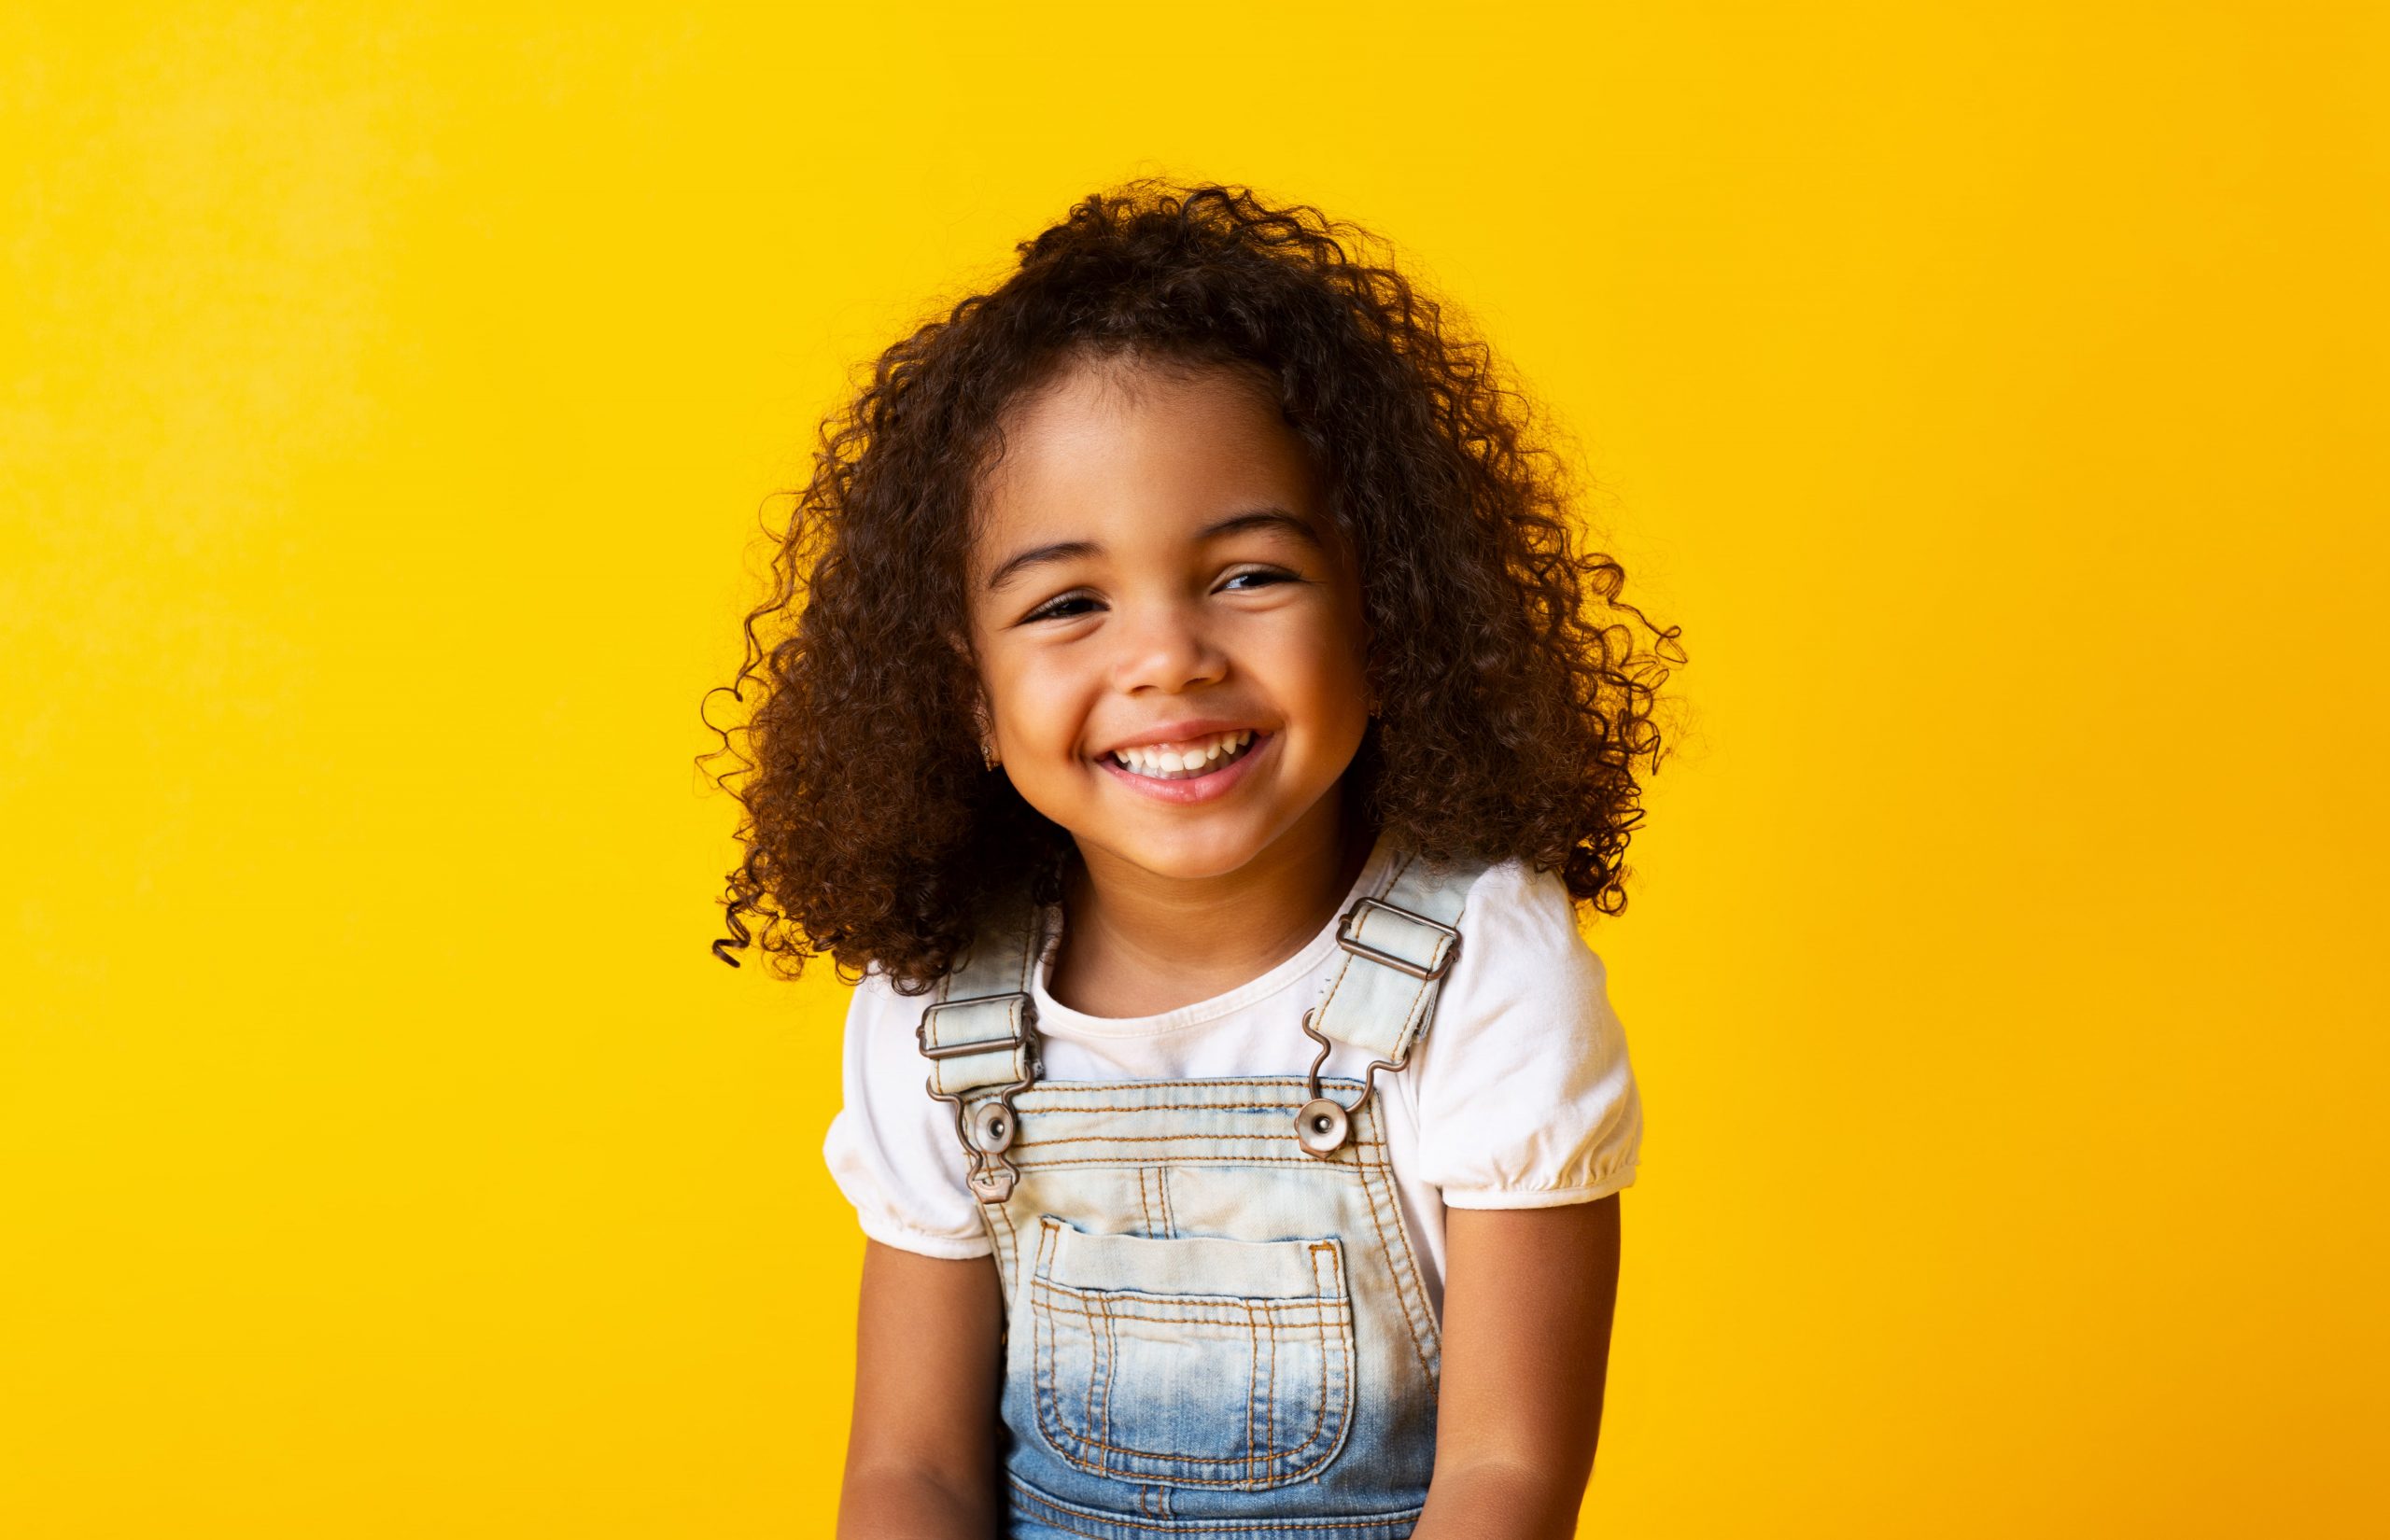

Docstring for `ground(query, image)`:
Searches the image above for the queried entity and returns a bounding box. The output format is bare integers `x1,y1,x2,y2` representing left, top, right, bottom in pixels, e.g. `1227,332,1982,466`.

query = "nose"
1108,595,1227,696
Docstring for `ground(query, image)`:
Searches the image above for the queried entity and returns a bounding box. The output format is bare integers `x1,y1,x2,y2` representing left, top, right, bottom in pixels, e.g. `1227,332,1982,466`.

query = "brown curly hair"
699,178,1685,995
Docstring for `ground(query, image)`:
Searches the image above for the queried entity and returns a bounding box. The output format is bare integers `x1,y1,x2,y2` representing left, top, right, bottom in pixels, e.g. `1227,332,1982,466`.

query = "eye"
1220,567,1298,593
1019,568,1298,624
1021,591,1100,624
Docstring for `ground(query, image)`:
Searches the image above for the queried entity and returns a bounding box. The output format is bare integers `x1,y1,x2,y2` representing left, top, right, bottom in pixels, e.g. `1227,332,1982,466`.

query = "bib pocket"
1027,1212,1357,1491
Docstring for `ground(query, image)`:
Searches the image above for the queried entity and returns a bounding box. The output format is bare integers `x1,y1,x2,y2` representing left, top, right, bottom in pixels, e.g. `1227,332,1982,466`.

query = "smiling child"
706,179,1683,1539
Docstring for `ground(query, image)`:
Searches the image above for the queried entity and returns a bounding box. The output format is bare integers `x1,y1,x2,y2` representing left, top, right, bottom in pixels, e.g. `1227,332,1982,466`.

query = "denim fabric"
917,850,1488,1537
982,1074,1441,1536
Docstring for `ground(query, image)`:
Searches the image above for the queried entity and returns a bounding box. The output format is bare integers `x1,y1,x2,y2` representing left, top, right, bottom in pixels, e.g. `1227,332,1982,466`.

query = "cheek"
984,650,1090,756
1314,595,1373,686
1273,621,1371,728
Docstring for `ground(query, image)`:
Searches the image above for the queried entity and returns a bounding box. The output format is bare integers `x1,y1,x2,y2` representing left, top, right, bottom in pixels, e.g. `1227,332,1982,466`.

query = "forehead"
969,357,1325,572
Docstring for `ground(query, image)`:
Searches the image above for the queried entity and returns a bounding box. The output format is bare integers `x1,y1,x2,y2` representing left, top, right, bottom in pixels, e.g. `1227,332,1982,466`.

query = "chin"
1091,821,1273,882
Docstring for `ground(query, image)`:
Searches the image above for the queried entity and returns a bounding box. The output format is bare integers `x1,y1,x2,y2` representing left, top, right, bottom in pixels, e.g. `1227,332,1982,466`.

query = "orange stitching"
1033,1388,1341,1478
1305,1264,1341,1477
1359,1128,1434,1371
1241,1298,1258,1484
1260,1295,1277,1478
1307,1240,1339,1299
1031,1272,1342,1310
1005,1098,1334,1115
1007,1080,1375,1108
992,1198,1021,1317
1095,1292,1117,1474
1365,1134,1438,1359
1027,1288,1343,1328
1348,1129,1433,1382
1031,1218,1064,1470
1019,1129,1386,1147
1025,1294,1343,1470
1029,1310,1343,1333
1005,1476,1425,1534
1009,1155,1369,1170
1362,1139,1440,1377
1027,1289,1338,1451
1019,1075,1327,1094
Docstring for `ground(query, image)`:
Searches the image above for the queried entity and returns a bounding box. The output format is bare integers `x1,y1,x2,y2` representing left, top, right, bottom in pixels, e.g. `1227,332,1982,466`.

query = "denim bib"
915,847,1489,1538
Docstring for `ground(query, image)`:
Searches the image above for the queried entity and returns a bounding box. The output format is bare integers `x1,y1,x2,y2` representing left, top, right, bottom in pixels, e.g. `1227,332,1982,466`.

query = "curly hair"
699,178,1685,995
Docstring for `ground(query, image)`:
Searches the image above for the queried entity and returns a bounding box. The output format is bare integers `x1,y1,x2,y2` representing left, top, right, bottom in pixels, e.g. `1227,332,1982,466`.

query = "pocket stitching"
1031,1285,1347,1468
1033,1294,1352,1487
1028,1223,1355,1490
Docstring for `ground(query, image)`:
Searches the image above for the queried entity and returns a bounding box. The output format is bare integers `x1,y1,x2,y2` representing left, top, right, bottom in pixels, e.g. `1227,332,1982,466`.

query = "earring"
980,736,1000,770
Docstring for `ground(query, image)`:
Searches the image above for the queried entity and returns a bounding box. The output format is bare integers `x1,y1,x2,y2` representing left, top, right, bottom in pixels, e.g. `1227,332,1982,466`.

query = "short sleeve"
1407,860,1644,1209
820,967,997,1260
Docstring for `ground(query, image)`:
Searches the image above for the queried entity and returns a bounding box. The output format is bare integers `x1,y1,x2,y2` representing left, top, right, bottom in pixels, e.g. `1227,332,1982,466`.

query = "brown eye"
1023,592,1099,623
1220,568,1297,593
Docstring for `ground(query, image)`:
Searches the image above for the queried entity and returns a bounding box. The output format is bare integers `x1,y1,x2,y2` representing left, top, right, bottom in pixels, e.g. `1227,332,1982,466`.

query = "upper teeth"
1110,729,1257,778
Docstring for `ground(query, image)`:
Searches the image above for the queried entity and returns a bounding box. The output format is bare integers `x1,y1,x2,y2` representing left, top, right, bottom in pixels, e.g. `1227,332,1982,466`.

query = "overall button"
968,1099,1017,1153
1295,1097,1350,1155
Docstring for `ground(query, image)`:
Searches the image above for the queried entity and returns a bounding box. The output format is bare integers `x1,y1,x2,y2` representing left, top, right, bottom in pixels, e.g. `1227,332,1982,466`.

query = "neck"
1051,793,1375,1018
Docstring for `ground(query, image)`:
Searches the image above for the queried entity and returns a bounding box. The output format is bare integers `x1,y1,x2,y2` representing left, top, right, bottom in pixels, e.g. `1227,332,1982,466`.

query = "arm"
836,1239,1007,1538
1411,1195,1624,1540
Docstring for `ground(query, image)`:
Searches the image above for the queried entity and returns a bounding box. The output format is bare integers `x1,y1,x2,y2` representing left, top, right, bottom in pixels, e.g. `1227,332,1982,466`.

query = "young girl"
706,180,1681,1539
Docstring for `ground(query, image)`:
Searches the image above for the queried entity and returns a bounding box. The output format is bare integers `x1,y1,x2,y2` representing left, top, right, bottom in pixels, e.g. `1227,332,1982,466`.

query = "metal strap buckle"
1335,894,1462,981
915,992,1036,1061
1298,891,1462,1157
1293,1005,1407,1160
918,990,1041,1205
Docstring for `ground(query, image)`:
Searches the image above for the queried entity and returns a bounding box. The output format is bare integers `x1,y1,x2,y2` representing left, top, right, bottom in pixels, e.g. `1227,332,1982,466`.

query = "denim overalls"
914,848,1491,1539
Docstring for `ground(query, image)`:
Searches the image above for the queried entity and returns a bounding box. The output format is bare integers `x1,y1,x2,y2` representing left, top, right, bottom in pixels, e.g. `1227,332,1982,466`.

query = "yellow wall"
5,5,2383,1534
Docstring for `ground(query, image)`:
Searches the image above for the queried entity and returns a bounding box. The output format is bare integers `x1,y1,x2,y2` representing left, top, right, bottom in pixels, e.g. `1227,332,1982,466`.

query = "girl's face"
963,356,1371,886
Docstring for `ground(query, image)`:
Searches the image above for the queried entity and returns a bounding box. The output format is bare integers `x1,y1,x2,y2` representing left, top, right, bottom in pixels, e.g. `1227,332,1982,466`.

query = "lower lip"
1095,733,1273,805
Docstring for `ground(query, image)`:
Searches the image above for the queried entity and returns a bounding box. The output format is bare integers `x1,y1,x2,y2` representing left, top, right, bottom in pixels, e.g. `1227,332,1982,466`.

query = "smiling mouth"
1104,729,1263,781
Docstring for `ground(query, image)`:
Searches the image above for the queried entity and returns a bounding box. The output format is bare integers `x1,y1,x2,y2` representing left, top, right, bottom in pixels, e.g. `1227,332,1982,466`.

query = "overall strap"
915,889,1045,1203
1292,847,1492,1158
916,851,1497,1181
1310,848,1490,1061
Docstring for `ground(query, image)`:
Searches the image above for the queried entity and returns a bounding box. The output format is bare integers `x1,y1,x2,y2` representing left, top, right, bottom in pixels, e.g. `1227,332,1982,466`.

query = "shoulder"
1409,855,1643,1207
1455,853,1581,921
1448,855,1608,992
841,960,968,1085
822,960,995,1260
836,962,945,1114
1418,851,1629,1085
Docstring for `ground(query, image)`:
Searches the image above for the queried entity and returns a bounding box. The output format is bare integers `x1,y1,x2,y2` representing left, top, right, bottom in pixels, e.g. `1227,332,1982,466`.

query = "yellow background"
5,4,2383,1535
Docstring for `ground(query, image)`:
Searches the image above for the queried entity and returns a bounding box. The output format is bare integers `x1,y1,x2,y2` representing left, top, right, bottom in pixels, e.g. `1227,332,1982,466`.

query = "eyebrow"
983,508,1322,593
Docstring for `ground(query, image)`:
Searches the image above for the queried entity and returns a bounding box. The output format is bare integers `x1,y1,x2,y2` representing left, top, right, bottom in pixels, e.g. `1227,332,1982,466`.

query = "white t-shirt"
821,833,1643,1319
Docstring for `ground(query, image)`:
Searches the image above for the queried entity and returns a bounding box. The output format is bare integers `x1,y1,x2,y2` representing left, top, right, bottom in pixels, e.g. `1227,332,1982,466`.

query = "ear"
970,693,1000,768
